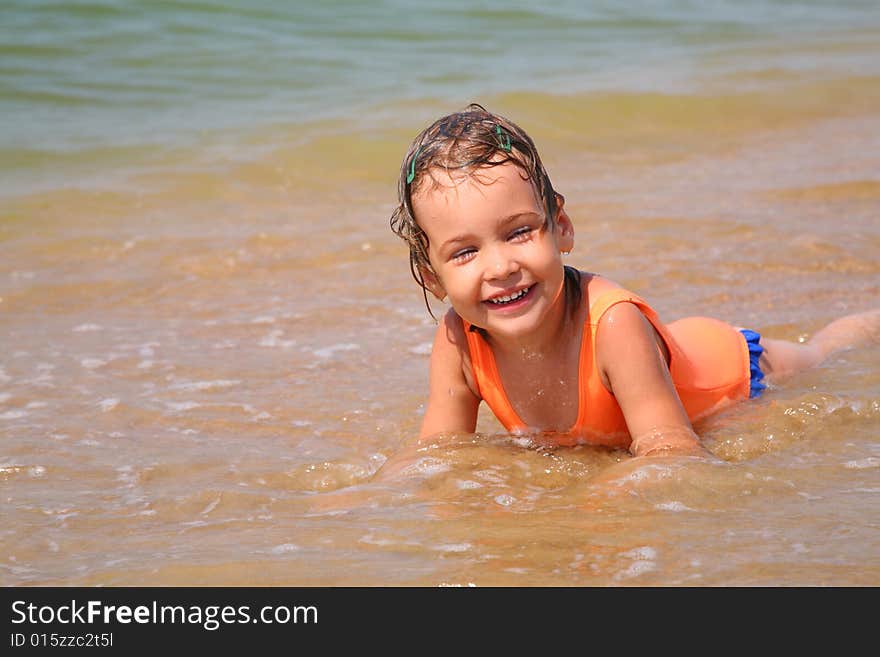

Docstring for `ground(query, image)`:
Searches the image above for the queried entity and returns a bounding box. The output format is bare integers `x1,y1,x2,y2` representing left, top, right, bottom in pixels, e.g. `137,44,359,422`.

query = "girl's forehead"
413,161,538,205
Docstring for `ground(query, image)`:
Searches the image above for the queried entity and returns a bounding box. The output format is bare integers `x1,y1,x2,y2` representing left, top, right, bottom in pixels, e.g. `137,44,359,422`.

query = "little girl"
387,103,879,461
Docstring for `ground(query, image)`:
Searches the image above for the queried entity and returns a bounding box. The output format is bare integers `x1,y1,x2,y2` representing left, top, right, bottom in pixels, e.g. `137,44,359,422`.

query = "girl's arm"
419,310,481,438
373,311,480,481
596,302,710,458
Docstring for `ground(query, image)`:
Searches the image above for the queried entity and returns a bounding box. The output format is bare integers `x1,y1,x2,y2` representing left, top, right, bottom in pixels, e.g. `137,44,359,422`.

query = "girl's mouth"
484,284,535,308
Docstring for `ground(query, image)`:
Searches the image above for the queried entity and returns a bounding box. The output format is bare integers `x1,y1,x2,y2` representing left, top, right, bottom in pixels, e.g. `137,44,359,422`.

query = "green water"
2,0,879,194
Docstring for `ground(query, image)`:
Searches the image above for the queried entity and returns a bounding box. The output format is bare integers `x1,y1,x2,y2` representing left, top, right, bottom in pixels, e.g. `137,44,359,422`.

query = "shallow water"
2,1,879,586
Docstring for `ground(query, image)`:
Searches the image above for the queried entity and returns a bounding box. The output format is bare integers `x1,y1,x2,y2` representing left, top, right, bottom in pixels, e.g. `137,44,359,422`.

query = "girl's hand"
628,424,716,459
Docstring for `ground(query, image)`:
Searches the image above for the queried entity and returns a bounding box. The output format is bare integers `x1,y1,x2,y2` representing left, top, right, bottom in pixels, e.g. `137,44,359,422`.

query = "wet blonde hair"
390,103,567,317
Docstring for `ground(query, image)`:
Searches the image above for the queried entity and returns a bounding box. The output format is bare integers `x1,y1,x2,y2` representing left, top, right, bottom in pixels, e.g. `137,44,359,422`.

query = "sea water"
1,0,879,585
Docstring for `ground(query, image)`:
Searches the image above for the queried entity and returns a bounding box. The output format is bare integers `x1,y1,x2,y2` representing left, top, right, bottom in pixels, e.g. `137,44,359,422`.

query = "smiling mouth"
486,285,533,306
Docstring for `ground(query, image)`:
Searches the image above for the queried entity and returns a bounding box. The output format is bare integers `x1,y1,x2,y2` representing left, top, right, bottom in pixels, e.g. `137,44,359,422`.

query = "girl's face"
412,161,574,342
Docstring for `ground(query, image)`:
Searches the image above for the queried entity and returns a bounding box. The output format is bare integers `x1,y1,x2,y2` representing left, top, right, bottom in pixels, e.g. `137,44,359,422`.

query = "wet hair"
390,103,579,320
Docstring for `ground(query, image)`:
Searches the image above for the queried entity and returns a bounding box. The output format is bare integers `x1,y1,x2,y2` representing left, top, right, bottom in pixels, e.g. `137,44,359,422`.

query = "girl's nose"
484,245,520,280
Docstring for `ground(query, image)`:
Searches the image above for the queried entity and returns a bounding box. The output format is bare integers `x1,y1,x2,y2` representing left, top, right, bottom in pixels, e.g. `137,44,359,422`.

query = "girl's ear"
419,266,447,302
554,195,575,254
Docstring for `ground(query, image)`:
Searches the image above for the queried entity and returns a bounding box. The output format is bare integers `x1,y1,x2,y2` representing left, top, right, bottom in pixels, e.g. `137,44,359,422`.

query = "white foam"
408,342,433,356
259,329,296,348
494,494,516,507
98,398,119,412
629,557,658,574
612,463,675,485
400,457,451,477
843,457,880,470
115,465,134,482
73,323,103,332
26,371,55,386
623,546,657,561
434,543,472,553
510,436,536,449
359,534,396,546
439,582,477,587
0,410,28,420
0,393,10,403
200,496,221,516
81,358,107,369
251,316,276,324
212,340,237,349
166,401,201,411
474,469,505,484
139,344,158,358
270,543,300,554
614,559,657,581
169,379,240,391
654,501,693,512
312,343,359,359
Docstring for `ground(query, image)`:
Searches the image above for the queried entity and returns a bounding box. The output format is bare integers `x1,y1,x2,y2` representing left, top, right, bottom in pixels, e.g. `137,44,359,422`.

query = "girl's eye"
510,226,535,241
451,248,476,263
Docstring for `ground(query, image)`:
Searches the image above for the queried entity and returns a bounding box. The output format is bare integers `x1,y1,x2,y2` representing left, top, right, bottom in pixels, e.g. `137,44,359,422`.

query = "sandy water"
2,3,880,586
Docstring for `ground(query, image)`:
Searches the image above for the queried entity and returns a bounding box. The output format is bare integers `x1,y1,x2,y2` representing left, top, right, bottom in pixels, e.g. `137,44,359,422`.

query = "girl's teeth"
490,287,529,304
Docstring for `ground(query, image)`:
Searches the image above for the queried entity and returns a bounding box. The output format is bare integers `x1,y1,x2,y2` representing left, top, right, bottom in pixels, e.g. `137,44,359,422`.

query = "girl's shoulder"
434,308,480,396
577,270,626,307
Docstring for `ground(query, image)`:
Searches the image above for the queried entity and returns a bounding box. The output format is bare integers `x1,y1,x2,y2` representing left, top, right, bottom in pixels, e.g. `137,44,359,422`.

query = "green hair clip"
406,146,422,184
495,124,511,152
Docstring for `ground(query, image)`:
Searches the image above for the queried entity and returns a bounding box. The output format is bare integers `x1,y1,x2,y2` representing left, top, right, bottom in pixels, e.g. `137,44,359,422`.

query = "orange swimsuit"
464,285,752,447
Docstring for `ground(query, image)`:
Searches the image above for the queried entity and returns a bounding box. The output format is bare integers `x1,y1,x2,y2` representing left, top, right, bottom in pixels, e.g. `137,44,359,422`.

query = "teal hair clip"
495,124,511,152
406,146,422,184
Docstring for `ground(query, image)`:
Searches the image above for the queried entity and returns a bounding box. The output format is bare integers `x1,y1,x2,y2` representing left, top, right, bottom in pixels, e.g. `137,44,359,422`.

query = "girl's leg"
760,309,880,380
